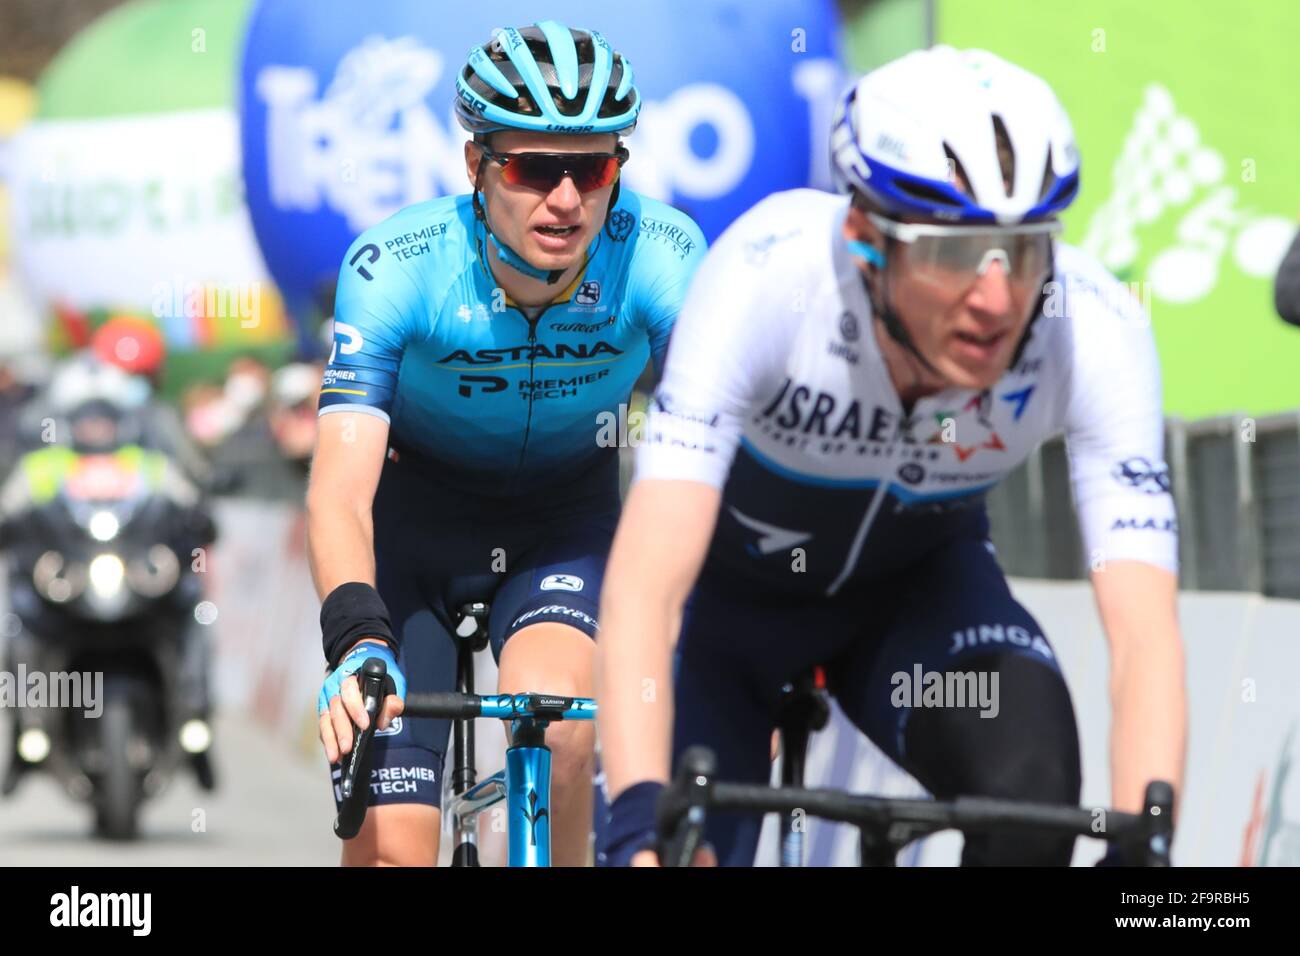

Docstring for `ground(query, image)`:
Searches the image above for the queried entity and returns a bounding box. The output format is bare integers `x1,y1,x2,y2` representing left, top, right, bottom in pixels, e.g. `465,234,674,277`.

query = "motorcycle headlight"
88,510,121,542
127,544,180,598
88,553,126,599
32,550,85,603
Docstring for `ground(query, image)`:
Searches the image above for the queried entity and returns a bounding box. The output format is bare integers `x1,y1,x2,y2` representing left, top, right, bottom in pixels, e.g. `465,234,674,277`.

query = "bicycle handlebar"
405,691,596,722
657,745,1175,867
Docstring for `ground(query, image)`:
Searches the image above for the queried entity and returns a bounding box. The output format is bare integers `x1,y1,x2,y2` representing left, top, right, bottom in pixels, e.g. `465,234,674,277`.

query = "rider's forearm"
596,583,681,800
596,480,720,803
306,487,376,600
1109,633,1187,815
1093,562,1187,815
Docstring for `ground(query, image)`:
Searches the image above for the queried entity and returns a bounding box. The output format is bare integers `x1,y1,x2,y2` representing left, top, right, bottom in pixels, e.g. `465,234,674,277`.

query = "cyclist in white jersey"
595,46,1187,866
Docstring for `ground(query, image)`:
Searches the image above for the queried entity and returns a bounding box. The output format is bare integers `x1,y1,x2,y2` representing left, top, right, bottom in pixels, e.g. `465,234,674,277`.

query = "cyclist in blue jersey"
309,21,706,866
596,47,1187,866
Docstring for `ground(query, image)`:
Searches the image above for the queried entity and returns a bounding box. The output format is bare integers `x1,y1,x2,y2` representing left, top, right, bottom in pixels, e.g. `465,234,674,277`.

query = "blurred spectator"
15,353,209,483
0,360,38,472
268,362,322,470
1275,225,1300,326
182,357,272,450
89,316,211,483
189,356,315,503
0,277,48,474
15,352,148,450
92,315,166,383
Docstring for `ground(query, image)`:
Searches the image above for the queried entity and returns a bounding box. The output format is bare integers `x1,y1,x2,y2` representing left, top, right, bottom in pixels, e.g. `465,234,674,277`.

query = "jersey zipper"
511,313,541,495
824,414,907,597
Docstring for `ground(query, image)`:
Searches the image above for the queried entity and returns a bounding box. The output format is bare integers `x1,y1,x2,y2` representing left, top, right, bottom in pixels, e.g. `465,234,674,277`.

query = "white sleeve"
633,199,802,489
1062,273,1179,574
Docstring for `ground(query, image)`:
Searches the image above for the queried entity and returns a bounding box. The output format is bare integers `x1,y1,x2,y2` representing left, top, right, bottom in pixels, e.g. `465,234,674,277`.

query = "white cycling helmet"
47,354,150,414
831,46,1080,224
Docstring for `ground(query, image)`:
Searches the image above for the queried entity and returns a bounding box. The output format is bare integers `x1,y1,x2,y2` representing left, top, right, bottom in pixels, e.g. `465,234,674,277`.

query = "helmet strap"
861,237,941,379
1007,249,1057,370
605,176,621,224
484,228,565,284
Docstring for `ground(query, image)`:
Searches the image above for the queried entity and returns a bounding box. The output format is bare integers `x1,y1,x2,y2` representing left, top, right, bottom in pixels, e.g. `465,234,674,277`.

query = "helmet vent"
463,60,541,117
990,114,1015,197
457,23,640,134
472,26,596,118
942,143,973,197
598,57,634,117
1038,149,1057,202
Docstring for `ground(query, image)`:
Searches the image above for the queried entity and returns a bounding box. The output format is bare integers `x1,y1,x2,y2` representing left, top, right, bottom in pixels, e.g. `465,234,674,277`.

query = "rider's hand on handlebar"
317,640,406,764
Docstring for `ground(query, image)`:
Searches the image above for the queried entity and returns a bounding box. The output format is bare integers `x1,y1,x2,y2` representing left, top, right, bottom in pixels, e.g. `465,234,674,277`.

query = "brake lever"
657,746,715,867
334,657,388,839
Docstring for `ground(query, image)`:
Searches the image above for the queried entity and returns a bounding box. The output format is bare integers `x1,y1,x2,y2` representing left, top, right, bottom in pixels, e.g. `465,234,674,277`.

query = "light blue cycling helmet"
455,21,640,137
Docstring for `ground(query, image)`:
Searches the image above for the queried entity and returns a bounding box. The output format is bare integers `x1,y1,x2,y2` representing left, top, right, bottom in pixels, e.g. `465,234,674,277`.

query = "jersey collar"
500,254,593,309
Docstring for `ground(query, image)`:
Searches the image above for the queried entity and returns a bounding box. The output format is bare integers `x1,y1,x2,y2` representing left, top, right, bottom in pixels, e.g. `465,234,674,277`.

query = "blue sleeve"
318,230,425,423
624,206,708,378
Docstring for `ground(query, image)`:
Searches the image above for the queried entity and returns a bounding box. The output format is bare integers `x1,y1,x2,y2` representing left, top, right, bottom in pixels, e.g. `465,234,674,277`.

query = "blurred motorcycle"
0,386,218,839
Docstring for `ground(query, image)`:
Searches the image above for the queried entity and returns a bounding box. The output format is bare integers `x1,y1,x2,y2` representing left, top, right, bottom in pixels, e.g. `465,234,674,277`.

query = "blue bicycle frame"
440,694,597,867
332,602,598,867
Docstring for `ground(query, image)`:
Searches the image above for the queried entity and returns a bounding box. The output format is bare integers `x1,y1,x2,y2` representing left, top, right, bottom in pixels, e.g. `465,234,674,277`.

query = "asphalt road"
0,713,339,866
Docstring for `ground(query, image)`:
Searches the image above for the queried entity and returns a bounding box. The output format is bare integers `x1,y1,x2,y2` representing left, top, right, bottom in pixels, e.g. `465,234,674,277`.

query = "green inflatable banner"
940,0,1300,418
8,0,294,399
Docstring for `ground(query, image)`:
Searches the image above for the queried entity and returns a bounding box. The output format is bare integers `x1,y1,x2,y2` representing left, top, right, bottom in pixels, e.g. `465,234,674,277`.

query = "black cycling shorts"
329,450,619,811
672,532,1081,865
